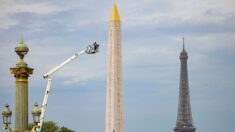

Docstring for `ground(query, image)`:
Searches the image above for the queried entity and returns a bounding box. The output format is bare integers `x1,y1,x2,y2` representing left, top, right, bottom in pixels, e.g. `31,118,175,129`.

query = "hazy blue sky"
0,0,235,132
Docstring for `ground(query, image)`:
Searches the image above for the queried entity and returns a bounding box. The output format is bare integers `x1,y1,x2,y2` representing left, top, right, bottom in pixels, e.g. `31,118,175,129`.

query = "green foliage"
42,121,60,132
58,126,74,132
28,123,34,130
28,121,74,132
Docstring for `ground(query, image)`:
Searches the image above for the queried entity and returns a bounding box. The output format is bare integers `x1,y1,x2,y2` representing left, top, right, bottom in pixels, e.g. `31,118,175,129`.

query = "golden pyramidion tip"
109,3,120,21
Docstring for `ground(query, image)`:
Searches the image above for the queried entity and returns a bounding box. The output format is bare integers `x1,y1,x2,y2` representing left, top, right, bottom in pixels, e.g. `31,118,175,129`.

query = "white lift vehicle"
36,42,99,132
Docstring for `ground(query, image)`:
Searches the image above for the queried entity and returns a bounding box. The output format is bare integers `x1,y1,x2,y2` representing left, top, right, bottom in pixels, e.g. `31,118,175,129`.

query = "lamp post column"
10,38,33,131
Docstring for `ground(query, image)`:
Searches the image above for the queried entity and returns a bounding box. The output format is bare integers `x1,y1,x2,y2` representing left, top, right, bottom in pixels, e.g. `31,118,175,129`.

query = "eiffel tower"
174,38,196,132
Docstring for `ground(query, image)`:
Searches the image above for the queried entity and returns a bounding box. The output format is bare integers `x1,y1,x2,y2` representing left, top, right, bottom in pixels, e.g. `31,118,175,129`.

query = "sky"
0,0,235,132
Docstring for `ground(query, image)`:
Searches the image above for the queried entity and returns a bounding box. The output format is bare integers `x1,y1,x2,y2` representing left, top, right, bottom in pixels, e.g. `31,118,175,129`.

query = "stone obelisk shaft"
106,4,124,132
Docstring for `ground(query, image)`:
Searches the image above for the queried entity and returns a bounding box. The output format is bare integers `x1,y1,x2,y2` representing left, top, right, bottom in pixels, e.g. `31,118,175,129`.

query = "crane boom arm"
37,42,99,132
43,50,85,78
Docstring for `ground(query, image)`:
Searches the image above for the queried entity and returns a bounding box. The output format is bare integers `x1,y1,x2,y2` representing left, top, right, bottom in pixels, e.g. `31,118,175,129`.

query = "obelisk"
10,38,33,131
105,4,124,132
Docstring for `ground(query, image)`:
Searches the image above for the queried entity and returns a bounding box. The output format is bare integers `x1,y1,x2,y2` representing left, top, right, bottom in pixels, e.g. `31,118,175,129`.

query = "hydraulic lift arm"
36,42,99,132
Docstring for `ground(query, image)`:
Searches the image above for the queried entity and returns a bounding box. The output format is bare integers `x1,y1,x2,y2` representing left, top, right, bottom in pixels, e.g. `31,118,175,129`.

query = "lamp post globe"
2,104,12,126
31,102,41,125
15,37,29,60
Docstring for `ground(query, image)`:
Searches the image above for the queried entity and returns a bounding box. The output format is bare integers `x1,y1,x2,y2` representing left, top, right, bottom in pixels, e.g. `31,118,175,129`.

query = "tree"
58,126,74,132
28,121,74,132
41,121,59,132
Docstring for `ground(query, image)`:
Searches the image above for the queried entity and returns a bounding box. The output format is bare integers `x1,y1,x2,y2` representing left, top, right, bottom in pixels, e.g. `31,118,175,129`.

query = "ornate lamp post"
2,104,40,132
2,38,39,132
31,102,41,132
10,37,33,131
2,104,13,132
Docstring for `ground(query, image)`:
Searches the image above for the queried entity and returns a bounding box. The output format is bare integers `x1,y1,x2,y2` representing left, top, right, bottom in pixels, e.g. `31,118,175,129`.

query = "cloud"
121,0,235,35
0,16,18,29
0,0,77,29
